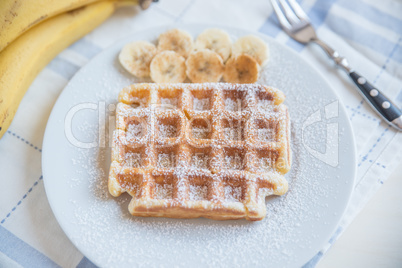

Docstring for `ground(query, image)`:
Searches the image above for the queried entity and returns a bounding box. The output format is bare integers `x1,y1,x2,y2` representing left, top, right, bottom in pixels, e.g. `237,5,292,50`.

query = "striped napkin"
0,0,401,267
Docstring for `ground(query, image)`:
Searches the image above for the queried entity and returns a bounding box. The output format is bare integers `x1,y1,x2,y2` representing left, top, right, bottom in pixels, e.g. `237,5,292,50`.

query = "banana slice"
223,54,259,84
119,41,156,78
232,35,269,66
186,49,224,83
150,51,186,83
157,28,193,58
194,28,232,62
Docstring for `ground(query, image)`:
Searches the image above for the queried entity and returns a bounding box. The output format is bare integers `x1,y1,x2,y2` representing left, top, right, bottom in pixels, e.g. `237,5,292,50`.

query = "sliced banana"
232,35,269,66
157,28,194,58
223,54,259,84
186,49,224,83
150,51,186,83
194,28,232,62
118,41,156,78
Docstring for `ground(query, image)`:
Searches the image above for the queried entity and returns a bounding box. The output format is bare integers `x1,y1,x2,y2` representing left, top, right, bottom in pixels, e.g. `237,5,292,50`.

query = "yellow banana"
0,0,155,52
0,0,138,139
0,0,104,52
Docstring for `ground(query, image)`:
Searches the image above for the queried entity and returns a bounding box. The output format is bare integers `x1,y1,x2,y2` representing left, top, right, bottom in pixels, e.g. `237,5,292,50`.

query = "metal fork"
270,0,402,131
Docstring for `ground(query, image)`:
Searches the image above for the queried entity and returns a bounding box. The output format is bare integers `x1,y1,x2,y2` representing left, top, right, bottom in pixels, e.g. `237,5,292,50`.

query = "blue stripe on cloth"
0,251,22,268
368,160,386,169
0,225,59,268
372,37,402,83
302,251,323,268
76,257,98,268
285,37,305,52
337,0,402,36
328,226,343,244
68,38,103,59
47,57,80,80
1,176,43,225
396,90,402,105
326,14,402,63
395,43,402,63
358,127,389,167
259,14,282,37
307,0,338,27
303,226,343,267
7,130,42,152
345,105,380,122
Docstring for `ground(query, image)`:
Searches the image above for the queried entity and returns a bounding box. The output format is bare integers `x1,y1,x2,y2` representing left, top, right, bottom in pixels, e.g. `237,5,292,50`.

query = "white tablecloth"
0,0,401,267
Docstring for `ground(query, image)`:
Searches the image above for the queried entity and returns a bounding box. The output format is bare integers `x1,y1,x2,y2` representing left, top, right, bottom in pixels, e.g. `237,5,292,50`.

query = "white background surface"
319,161,402,267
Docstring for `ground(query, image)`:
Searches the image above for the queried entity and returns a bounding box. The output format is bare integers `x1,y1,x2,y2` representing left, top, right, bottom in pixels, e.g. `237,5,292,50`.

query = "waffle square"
109,83,291,221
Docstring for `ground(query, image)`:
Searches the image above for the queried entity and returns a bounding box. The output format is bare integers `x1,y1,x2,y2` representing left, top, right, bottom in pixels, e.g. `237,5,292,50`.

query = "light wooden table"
318,162,402,268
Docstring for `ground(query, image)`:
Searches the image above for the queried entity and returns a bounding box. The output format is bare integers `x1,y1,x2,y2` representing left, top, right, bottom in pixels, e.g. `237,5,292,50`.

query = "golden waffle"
108,83,291,221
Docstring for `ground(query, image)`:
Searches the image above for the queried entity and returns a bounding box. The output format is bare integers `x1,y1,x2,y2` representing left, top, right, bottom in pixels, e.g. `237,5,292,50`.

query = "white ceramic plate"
42,25,356,267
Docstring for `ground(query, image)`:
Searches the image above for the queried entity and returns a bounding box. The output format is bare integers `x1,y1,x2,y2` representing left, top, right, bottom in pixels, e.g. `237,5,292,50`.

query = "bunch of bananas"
0,0,153,139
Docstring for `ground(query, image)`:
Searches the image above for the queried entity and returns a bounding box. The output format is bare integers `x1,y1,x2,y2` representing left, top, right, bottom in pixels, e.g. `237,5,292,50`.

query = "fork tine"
287,0,310,22
278,0,300,25
270,0,292,30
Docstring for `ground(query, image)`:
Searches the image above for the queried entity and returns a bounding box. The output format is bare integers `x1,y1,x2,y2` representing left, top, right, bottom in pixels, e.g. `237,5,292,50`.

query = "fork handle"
312,39,402,131
312,39,352,72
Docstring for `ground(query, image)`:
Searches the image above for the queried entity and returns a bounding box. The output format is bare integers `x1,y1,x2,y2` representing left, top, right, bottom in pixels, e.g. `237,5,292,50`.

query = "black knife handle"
349,71,402,123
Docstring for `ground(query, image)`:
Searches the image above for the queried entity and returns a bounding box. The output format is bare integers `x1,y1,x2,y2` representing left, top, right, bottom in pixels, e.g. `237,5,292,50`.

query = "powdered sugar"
258,157,273,171
158,124,177,138
157,153,175,168
161,97,178,108
257,128,275,142
191,127,210,139
258,99,274,111
189,185,208,201
193,98,210,111
191,153,209,169
124,153,141,167
224,98,243,112
224,127,243,141
155,184,173,199
224,154,244,170
125,123,144,142
224,186,242,202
